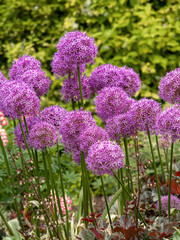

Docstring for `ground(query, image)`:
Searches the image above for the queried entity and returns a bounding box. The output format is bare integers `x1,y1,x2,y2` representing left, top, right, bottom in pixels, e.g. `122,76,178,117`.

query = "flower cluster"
52,195,72,215
60,74,91,102
156,105,180,142
28,122,59,151
51,31,98,77
86,140,124,175
155,195,180,213
95,87,133,122
0,111,8,146
0,71,7,88
159,68,180,104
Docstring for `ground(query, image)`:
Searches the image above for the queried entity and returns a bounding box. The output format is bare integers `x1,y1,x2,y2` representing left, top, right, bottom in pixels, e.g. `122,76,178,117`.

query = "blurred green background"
0,0,179,105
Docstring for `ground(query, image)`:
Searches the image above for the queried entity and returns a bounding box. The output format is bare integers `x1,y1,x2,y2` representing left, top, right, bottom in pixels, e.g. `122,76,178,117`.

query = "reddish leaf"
175,171,180,176
113,226,143,239
90,227,104,239
81,218,94,223
167,179,180,194
149,231,157,237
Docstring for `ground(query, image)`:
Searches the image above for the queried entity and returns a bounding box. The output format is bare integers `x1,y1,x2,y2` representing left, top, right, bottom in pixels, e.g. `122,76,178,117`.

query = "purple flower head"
28,122,59,151
51,31,98,77
156,105,180,143
72,151,81,165
0,71,7,88
95,87,133,122
105,113,137,141
9,55,42,81
60,74,91,102
14,117,39,150
79,125,109,153
128,98,162,133
86,140,124,176
0,81,40,119
155,195,180,213
18,69,51,97
159,68,180,104
39,105,67,131
60,109,96,152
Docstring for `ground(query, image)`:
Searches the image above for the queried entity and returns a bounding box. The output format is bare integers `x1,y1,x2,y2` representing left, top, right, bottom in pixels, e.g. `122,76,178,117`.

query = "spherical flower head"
159,68,180,104
0,81,40,120
9,55,42,81
105,113,136,141
0,71,7,88
128,98,162,133
86,140,124,176
79,125,109,153
155,195,180,213
60,109,96,152
95,87,133,122
28,122,59,151
156,105,180,143
39,105,67,131
60,74,91,102
51,31,98,77
14,117,39,150
18,69,51,97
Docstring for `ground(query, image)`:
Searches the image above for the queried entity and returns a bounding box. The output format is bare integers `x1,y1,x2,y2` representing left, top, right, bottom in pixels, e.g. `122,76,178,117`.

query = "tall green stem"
155,135,165,181
164,148,169,174
0,208,14,236
147,129,161,215
168,142,174,219
77,65,84,108
100,176,113,231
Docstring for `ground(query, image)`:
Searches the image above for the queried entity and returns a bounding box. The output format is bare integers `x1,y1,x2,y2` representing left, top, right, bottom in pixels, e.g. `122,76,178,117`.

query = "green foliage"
0,0,179,106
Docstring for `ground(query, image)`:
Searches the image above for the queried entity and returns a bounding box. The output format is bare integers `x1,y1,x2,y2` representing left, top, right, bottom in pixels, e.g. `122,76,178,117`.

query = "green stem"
77,65,84,108
168,142,174,219
42,151,50,194
0,208,14,236
19,120,32,159
71,99,76,110
164,148,169,174
80,153,88,219
100,176,113,231
155,135,166,181
147,129,161,216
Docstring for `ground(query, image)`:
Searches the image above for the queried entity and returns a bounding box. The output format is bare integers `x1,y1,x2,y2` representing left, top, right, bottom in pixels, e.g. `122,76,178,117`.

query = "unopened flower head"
128,98,162,133
9,55,42,81
60,74,91,102
105,113,136,140
155,195,180,213
86,140,124,176
28,122,59,150
51,31,98,77
95,87,133,122
156,105,180,143
159,68,180,104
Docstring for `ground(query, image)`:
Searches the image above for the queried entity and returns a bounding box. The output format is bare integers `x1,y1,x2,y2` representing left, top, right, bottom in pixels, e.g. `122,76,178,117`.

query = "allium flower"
0,81,40,120
28,122,59,150
128,98,162,133
95,87,133,122
60,74,91,102
14,117,39,150
72,151,81,165
9,55,42,81
159,68,180,104
88,64,141,96
155,195,180,213
18,69,51,97
51,31,98,77
60,109,96,152
0,71,7,88
86,140,124,176
79,125,109,153
39,105,67,131
156,105,180,142
105,113,136,140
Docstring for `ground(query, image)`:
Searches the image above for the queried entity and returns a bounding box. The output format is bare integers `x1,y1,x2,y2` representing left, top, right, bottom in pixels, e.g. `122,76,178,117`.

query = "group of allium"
0,31,180,238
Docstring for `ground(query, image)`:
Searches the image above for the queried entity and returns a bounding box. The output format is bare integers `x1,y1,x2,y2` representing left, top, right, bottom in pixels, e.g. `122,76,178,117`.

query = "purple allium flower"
72,151,81,165
159,68,180,104
51,31,98,77
28,122,59,151
14,117,39,150
18,69,51,97
105,113,136,140
156,105,180,142
128,98,162,133
60,74,91,102
95,87,133,122
155,195,180,213
0,81,40,119
79,125,109,153
88,64,141,96
60,109,96,152
0,71,7,88
86,140,124,176
9,55,42,81
39,105,67,131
